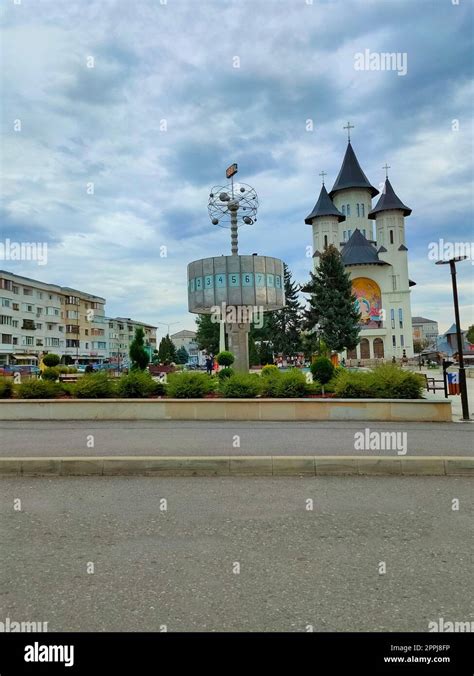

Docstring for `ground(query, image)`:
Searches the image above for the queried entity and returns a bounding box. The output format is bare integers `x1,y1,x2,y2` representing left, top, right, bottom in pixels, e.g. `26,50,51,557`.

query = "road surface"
1,476,472,632
0,420,472,456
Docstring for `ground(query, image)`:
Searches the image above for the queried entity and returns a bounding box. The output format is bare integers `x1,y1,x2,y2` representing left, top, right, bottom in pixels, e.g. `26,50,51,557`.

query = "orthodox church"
305,127,414,360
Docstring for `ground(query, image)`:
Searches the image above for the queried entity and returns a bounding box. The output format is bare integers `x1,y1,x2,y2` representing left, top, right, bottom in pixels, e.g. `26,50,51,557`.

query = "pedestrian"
205,354,213,376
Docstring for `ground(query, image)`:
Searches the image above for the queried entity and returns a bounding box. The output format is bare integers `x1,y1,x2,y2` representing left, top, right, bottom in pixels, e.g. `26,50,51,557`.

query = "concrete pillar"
225,322,250,373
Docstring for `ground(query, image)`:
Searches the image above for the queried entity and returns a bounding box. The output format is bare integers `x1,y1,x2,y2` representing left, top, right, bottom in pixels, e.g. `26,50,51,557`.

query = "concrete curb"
0,456,472,477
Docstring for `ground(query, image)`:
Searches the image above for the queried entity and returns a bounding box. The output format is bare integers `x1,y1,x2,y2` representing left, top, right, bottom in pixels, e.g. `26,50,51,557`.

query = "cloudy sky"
1,0,473,339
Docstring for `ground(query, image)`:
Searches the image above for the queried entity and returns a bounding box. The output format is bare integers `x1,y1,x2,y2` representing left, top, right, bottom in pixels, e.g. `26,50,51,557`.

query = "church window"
343,230,347,241
356,204,360,217
342,205,345,215
400,335,404,347
324,235,328,248
392,335,396,347
390,230,394,244
390,309,395,329
363,229,366,237
346,204,351,216
398,308,403,328
392,275,397,291
348,229,352,239
361,203,365,216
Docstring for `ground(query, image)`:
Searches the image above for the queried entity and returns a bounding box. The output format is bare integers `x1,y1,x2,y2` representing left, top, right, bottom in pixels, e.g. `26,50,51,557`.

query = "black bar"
0,632,472,674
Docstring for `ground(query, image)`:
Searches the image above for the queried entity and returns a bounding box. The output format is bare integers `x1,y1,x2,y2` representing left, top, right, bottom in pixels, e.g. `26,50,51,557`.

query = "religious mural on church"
352,277,383,327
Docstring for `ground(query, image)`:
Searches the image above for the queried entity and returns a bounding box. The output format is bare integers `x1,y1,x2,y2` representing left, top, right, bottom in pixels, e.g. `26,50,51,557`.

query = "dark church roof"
341,228,389,266
329,142,379,199
304,184,345,224
368,178,412,218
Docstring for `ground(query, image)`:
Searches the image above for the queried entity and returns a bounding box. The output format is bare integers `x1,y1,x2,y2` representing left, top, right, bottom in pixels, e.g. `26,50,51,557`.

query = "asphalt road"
0,476,472,632
0,420,473,456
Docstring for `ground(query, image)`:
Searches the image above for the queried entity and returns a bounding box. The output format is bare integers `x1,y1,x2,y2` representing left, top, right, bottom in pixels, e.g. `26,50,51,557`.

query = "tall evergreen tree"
175,346,189,364
266,264,302,357
195,314,220,354
129,327,149,370
157,334,177,364
301,244,360,353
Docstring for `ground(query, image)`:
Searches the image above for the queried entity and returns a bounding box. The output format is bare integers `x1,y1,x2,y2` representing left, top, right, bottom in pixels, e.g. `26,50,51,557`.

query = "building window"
1,279,12,290
346,204,351,215
1,334,12,344
400,335,404,347
392,335,396,348
348,229,352,239
23,288,33,296
343,231,347,241
390,309,395,329
357,204,360,217
361,203,365,217
66,339,79,348
36,323,42,330
0,315,12,325
390,230,394,244
398,308,403,328
23,336,34,346
341,205,345,215
12,286,19,294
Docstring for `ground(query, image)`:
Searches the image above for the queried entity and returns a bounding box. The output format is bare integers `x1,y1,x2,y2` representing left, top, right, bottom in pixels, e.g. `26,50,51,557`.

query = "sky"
1,0,473,341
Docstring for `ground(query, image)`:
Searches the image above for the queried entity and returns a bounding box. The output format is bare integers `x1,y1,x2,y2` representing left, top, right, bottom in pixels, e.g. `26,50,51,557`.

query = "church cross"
319,170,327,185
343,121,354,141
382,163,391,178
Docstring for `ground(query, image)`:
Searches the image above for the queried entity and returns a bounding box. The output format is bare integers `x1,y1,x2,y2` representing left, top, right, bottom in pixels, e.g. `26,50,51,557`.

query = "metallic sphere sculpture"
208,182,258,229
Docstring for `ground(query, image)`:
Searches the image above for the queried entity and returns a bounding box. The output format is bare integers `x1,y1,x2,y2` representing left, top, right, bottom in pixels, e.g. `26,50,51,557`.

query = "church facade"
305,134,415,361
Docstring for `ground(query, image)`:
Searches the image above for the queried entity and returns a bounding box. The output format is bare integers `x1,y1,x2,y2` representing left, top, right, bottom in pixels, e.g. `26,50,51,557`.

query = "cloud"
1,0,472,337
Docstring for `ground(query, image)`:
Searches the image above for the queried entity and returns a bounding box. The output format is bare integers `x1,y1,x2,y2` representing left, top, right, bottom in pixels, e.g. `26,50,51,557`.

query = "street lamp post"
156,321,180,336
436,256,470,421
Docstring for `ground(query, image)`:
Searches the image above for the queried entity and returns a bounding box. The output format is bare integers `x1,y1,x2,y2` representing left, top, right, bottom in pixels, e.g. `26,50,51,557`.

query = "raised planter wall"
0,398,452,422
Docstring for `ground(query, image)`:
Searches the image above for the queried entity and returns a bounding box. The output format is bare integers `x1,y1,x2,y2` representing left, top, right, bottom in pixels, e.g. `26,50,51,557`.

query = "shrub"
42,353,60,367
116,371,165,398
221,373,261,398
217,367,235,381
18,379,63,399
275,369,309,398
261,364,279,377
334,365,424,399
166,372,212,399
216,351,235,367
259,369,281,397
73,372,115,399
0,377,13,399
310,357,334,385
42,367,60,381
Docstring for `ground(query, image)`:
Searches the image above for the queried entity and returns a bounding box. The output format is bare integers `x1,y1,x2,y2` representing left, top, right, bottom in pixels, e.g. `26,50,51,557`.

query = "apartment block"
106,317,157,367
0,270,105,366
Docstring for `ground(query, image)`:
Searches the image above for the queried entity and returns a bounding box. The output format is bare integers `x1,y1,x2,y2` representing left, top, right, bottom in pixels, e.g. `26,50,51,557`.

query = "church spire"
329,140,379,199
305,183,345,224
368,177,411,218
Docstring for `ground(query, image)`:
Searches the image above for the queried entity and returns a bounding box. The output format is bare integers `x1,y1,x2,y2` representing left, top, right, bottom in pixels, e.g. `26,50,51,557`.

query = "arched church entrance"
360,338,370,359
373,338,384,358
